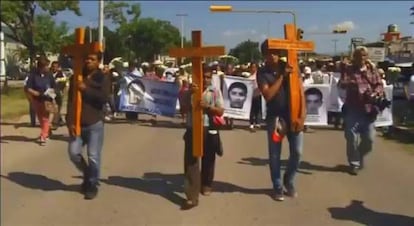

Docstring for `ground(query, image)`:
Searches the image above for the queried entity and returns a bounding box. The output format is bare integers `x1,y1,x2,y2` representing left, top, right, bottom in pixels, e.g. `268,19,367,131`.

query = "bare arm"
260,75,284,102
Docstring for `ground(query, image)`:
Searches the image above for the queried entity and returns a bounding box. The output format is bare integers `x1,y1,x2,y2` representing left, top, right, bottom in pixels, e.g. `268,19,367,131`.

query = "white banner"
367,47,386,63
222,75,254,119
304,84,330,125
119,77,180,117
212,74,221,91
327,73,346,112
375,85,393,127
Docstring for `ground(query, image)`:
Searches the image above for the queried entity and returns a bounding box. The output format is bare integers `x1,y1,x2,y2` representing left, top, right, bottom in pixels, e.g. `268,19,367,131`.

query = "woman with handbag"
25,56,56,145
181,67,225,210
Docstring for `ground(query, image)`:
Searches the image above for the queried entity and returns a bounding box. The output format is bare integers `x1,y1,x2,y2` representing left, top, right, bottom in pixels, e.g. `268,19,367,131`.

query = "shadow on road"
238,157,350,175
1,172,80,192
101,172,272,208
0,122,35,129
328,200,414,226
138,120,185,129
381,128,414,145
0,135,37,143
0,133,69,144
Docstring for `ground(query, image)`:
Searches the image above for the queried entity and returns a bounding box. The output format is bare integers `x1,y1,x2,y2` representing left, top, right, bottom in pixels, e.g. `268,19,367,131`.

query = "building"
364,24,414,63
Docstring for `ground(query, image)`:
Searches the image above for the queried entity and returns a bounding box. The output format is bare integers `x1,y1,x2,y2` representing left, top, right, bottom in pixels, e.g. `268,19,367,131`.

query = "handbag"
44,100,58,113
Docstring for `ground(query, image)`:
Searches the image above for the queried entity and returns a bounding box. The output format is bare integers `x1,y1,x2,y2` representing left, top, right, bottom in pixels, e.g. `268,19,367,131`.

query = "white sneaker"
255,124,261,129
249,124,255,132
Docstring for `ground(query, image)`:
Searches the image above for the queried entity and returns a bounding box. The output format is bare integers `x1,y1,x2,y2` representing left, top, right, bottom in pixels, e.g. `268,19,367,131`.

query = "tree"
1,0,81,67
229,40,262,64
129,18,181,62
34,14,69,55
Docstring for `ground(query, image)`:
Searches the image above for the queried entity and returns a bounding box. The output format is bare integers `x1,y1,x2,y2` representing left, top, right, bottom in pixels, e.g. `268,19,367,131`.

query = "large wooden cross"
265,24,315,131
169,31,225,157
62,27,102,136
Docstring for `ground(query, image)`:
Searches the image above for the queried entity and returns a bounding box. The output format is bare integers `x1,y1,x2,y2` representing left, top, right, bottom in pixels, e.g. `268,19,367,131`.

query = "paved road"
1,115,414,226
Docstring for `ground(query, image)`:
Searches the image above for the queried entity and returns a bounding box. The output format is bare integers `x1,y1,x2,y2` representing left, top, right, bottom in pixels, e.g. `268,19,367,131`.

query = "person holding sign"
339,46,384,176
66,52,111,200
257,42,304,202
180,67,224,210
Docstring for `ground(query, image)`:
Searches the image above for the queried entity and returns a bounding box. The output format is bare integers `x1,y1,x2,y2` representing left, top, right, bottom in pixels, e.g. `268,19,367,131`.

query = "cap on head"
304,66,311,74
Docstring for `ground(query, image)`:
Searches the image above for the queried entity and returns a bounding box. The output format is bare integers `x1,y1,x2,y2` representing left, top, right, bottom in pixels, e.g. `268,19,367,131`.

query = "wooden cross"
265,24,315,131
169,31,225,157
61,27,102,136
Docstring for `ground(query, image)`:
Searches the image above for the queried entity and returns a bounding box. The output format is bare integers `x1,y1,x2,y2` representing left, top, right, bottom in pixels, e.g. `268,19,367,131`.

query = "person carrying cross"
257,41,305,201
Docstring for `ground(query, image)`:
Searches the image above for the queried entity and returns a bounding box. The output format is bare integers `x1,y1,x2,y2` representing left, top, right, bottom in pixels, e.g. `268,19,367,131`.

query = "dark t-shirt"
26,71,56,101
257,65,289,120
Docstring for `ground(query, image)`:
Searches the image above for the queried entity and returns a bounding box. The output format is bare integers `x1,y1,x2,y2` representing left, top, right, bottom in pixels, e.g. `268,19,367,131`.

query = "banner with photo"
375,85,393,127
327,74,346,112
222,75,255,119
212,74,221,91
304,84,330,125
119,77,180,117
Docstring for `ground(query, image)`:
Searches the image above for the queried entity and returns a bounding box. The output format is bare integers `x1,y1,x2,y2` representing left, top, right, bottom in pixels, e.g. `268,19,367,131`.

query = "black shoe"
80,159,89,193
180,200,198,210
284,186,298,198
349,166,359,176
84,184,98,200
272,188,284,201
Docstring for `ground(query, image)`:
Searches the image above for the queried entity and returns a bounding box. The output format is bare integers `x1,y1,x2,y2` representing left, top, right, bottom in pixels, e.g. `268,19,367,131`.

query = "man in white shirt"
302,66,314,85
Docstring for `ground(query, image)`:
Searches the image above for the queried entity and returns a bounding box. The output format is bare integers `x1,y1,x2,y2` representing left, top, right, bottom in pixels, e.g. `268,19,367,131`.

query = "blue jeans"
266,117,303,191
344,110,375,167
68,121,104,185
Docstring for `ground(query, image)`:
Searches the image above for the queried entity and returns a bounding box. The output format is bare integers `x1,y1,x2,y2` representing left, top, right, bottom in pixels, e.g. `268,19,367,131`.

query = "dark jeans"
249,95,262,125
183,128,221,202
29,102,36,126
68,121,104,186
52,94,63,126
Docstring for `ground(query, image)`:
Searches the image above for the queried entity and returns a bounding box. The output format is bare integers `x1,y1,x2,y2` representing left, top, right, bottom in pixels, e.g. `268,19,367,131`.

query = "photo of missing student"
304,84,330,126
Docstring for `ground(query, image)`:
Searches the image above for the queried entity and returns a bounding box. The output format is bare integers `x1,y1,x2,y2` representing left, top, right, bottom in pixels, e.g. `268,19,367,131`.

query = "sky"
55,1,414,54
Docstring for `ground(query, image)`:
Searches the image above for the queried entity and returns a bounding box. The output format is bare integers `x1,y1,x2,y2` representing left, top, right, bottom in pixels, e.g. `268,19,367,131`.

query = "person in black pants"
249,62,262,131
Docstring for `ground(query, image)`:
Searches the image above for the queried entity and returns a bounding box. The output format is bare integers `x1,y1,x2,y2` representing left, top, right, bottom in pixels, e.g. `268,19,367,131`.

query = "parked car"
6,66,28,80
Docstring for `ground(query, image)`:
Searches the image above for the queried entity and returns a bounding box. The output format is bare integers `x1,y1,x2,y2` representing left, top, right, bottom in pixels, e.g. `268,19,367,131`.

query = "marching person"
338,46,384,175
66,52,111,200
24,75,37,127
50,61,67,129
181,66,224,210
25,56,55,145
257,41,306,201
248,62,262,132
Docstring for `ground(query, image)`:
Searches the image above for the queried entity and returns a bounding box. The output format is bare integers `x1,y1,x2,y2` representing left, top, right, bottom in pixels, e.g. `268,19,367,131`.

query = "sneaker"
201,186,212,196
273,188,284,201
284,186,298,198
255,124,261,129
181,199,198,210
249,124,255,132
39,137,46,146
84,184,98,200
349,166,359,176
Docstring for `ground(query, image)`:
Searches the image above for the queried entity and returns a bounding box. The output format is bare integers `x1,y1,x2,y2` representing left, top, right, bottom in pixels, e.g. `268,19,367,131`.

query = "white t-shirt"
303,76,314,85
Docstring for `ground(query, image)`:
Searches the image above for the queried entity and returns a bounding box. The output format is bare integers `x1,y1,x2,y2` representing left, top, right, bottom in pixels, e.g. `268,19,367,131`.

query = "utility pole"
176,13,188,48
332,39,338,56
98,0,104,64
176,13,188,65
